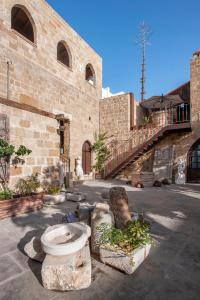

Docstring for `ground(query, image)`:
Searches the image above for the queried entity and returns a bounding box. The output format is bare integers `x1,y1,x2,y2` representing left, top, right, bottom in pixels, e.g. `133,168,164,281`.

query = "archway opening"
57,41,71,68
85,64,95,86
11,5,35,43
82,141,92,175
187,138,200,183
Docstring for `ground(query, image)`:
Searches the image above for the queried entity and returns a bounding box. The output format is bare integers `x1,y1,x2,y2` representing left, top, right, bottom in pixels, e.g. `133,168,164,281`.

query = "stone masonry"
0,0,102,186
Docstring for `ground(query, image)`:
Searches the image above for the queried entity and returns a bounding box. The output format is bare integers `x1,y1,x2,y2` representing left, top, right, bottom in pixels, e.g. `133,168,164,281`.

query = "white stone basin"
41,223,91,256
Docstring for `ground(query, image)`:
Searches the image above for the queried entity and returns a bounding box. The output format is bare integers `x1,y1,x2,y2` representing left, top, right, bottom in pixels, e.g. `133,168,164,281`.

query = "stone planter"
95,172,103,179
100,244,151,274
0,193,44,220
43,193,65,205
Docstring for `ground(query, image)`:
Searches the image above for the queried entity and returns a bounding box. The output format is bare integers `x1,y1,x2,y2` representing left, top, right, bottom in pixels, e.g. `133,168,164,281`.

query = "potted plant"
92,133,110,179
97,220,152,274
0,139,45,219
43,185,65,205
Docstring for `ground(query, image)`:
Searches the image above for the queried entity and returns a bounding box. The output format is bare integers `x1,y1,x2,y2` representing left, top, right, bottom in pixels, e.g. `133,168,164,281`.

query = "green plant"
47,186,61,195
142,116,152,126
15,174,40,196
91,133,110,172
0,139,32,191
97,220,152,254
0,189,14,201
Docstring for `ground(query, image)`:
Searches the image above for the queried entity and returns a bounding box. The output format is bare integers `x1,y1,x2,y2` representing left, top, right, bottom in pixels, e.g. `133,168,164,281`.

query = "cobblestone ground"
0,180,200,300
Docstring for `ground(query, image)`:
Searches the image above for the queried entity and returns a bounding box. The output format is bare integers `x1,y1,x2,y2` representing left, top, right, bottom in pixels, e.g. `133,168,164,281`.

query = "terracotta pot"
0,192,44,220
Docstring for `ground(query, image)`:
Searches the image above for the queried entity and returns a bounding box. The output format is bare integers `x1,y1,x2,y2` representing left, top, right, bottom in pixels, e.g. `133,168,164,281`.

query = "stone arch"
11,4,36,43
85,63,96,86
82,141,92,174
57,41,72,68
187,137,200,183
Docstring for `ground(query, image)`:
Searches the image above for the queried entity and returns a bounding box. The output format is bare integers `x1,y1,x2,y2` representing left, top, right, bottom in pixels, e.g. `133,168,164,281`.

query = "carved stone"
24,237,45,263
109,187,132,229
41,244,91,291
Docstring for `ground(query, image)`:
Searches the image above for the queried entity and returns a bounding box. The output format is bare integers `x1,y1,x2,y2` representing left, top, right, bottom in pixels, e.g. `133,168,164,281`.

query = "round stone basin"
41,222,91,256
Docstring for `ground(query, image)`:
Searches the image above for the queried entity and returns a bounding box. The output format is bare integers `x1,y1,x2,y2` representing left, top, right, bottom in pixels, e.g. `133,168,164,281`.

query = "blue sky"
47,0,200,100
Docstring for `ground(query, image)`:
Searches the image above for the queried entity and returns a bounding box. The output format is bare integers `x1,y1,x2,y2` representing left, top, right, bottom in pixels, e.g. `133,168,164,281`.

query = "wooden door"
188,139,200,183
82,141,91,174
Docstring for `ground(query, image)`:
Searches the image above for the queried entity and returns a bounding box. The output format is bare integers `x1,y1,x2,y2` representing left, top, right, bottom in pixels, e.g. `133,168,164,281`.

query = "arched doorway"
82,141,92,174
187,138,200,183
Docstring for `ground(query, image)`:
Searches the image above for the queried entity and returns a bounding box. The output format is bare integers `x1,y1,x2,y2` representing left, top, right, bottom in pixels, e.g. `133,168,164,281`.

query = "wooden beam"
0,97,56,119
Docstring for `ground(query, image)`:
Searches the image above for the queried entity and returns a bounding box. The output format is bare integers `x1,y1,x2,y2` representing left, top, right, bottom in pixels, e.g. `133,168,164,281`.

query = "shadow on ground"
0,180,200,300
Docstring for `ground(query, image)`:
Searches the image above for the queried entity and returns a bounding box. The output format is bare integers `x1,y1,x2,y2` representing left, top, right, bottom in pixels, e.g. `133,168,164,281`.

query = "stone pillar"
191,50,200,123
109,187,132,229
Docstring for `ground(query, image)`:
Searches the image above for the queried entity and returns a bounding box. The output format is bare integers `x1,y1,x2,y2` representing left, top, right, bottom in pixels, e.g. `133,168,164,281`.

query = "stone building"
0,0,200,187
0,0,102,187
102,51,200,184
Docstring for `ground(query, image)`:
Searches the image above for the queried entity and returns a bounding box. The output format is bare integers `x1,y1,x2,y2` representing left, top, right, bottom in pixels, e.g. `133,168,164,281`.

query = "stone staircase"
104,122,191,179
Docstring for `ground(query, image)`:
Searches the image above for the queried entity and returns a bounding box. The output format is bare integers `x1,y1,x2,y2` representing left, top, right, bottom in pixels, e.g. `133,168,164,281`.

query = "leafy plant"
142,116,152,126
0,139,32,191
47,186,61,195
15,174,40,196
0,189,14,201
91,133,110,172
97,220,152,254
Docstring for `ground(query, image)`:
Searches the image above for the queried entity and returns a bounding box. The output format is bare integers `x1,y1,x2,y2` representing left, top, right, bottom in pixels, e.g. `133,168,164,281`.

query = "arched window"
57,41,72,68
85,64,96,86
11,5,35,43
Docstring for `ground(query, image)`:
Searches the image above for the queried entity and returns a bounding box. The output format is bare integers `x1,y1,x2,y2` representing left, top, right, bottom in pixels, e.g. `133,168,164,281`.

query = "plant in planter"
142,116,152,127
0,138,32,198
15,173,40,196
91,132,110,178
97,220,152,274
43,185,65,205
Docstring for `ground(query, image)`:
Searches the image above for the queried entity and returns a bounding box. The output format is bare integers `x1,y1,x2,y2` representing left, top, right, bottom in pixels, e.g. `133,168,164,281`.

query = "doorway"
187,138,200,182
82,141,92,174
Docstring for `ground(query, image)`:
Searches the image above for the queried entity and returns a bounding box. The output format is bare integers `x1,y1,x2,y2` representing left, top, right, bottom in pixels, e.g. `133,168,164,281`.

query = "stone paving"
0,180,200,300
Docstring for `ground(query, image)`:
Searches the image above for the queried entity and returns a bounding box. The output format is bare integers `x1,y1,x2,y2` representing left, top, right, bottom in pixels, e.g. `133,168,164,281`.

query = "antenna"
136,22,151,102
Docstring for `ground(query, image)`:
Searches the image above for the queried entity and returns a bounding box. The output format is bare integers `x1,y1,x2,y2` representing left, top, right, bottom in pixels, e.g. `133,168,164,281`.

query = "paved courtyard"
0,180,200,300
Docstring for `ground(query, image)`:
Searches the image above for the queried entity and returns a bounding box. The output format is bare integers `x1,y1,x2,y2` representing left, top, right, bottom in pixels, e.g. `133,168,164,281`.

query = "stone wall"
191,51,200,123
119,51,200,183
0,0,102,185
100,93,142,145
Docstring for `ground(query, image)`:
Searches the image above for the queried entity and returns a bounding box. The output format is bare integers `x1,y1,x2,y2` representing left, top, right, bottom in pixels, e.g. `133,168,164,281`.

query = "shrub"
92,132,110,173
0,189,14,201
97,220,152,254
47,186,61,195
15,174,40,196
0,139,31,191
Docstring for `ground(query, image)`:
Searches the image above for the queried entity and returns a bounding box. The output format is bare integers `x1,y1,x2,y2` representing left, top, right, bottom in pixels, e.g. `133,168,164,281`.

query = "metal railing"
104,104,191,177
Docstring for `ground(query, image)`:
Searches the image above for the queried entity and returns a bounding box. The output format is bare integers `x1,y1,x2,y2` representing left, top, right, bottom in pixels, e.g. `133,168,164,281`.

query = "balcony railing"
104,104,191,178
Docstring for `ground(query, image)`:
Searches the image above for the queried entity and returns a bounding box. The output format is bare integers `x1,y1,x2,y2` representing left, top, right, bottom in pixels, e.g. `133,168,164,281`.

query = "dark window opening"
11,6,35,43
59,120,65,155
86,64,95,86
57,42,71,68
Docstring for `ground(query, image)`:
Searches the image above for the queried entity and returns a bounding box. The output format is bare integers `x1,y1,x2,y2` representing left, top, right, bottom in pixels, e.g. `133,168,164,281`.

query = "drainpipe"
6,59,12,100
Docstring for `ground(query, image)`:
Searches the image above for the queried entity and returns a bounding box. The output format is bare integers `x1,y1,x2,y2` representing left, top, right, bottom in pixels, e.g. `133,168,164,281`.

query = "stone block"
24,237,45,263
41,244,91,291
43,193,66,205
100,244,151,275
66,192,86,202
